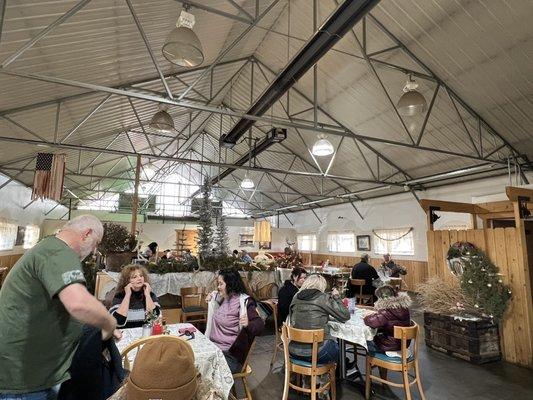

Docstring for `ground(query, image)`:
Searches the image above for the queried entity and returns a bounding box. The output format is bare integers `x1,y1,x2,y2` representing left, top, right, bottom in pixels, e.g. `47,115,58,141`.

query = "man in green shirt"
0,215,121,399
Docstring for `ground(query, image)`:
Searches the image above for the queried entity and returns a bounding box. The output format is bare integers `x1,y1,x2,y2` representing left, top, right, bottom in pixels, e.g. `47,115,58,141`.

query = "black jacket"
278,280,299,323
348,262,379,296
58,326,125,400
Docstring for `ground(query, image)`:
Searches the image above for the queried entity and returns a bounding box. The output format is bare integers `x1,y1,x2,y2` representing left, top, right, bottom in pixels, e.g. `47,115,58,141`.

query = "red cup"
151,323,163,335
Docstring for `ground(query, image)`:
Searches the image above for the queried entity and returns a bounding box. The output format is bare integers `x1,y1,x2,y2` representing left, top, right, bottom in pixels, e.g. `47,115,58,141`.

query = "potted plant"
98,223,138,272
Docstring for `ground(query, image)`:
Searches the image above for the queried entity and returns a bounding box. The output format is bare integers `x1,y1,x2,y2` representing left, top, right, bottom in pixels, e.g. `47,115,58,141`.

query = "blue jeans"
0,385,60,400
293,339,340,364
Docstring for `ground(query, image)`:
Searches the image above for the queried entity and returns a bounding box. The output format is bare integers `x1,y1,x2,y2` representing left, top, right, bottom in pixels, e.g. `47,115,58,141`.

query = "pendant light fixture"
312,134,334,156
397,75,427,117
149,104,175,133
162,8,204,67
240,130,255,189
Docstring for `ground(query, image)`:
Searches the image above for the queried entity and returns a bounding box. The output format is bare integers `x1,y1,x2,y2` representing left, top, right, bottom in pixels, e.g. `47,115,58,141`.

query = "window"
23,226,40,249
297,234,317,251
0,221,17,251
327,232,355,253
373,228,414,256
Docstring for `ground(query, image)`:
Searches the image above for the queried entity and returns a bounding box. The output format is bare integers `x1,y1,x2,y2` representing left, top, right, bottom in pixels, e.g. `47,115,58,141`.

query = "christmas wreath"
446,241,476,276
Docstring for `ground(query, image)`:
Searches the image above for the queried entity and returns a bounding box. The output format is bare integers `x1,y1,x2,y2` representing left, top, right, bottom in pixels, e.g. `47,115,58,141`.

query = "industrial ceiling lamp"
162,8,204,67
240,129,255,189
397,75,427,117
312,134,334,156
149,104,175,133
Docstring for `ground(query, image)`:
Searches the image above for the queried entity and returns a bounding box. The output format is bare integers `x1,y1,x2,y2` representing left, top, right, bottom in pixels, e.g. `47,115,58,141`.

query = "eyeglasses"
179,330,195,341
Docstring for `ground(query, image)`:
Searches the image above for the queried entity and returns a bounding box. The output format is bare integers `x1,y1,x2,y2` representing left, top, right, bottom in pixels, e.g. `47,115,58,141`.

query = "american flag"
31,153,66,201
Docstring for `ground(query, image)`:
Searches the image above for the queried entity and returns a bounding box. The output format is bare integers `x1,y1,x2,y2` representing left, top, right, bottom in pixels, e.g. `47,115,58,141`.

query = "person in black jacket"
277,266,307,323
348,254,379,300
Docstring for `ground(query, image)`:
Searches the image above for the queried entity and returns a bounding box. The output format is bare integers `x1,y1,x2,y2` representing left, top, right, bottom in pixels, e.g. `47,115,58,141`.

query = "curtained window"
297,234,317,251
373,228,414,256
23,226,40,249
0,221,17,251
327,232,355,253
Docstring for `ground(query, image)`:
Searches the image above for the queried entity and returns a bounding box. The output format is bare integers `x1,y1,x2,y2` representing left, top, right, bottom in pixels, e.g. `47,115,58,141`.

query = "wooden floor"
241,311,533,400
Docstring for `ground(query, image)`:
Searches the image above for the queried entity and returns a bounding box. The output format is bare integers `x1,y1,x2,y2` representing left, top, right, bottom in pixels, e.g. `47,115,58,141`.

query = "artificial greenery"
200,254,237,272
460,248,511,322
98,223,137,255
214,214,230,256
447,241,475,259
146,258,196,274
197,178,214,261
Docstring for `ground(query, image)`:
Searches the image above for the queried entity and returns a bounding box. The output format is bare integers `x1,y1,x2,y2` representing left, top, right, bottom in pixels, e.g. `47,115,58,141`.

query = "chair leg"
414,361,426,400
270,334,278,367
310,374,317,400
329,367,336,400
365,358,371,400
243,376,252,400
282,369,290,400
402,369,412,400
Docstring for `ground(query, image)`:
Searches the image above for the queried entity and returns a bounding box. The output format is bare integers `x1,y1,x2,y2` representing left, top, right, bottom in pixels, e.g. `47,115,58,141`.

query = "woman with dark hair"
277,266,307,323
110,265,160,328
205,269,264,373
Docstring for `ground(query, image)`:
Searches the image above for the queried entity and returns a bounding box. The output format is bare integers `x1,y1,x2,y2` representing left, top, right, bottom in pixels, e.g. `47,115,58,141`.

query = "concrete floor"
239,312,533,400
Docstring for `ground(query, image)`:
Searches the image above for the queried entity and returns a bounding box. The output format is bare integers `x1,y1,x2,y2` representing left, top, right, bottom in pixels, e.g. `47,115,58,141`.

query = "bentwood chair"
260,298,282,367
229,339,256,400
180,287,207,326
388,277,403,291
281,324,336,400
350,279,374,306
365,322,425,400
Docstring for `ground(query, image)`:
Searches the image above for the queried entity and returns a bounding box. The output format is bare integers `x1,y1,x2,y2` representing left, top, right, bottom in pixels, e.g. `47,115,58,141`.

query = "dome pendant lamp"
149,104,175,133
162,9,204,67
397,75,427,117
312,134,334,156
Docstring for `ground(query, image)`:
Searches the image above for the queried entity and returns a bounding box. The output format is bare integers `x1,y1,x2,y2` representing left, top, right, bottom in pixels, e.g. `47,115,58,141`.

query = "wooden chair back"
389,277,403,291
0,267,8,288
180,287,203,309
350,278,371,305
120,335,188,371
282,323,324,370
394,322,419,363
255,282,278,300
94,271,116,301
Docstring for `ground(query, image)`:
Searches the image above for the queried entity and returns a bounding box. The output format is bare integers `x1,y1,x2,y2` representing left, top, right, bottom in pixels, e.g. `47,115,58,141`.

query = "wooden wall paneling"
427,231,437,277
505,228,523,364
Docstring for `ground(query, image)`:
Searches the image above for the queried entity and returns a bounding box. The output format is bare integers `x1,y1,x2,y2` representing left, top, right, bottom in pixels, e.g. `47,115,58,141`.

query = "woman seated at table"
363,285,412,353
288,274,350,364
278,266,307,323
110,265,161,329
205,268,264,374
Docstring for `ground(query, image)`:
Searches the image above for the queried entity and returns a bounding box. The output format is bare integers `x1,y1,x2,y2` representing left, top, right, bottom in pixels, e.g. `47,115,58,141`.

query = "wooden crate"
424,311,501,364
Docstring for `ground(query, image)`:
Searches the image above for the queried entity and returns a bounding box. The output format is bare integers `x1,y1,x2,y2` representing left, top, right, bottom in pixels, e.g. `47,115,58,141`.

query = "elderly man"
381,253,406,278
0,215,121,400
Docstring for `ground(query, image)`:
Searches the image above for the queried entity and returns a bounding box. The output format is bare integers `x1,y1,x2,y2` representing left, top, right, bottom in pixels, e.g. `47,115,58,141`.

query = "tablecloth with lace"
328,309,376,349
115,323,234,399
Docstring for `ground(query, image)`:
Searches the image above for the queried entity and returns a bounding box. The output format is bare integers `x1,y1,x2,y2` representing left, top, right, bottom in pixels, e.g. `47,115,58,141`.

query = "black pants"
223,351,243,374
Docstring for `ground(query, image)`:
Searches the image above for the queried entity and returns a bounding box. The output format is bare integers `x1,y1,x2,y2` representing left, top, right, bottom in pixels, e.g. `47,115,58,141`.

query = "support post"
131,155,142,234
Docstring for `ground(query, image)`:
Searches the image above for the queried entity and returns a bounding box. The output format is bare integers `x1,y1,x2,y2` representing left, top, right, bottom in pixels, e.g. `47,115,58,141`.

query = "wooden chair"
365,322,425,400
388,277,403,291
261,298,282,367
0,267,8,289
180,287,207,326
281,324,336,400
120,335,187,370
229,339,256,400
255,282,278,300
94,271,116,301
350,278,374,306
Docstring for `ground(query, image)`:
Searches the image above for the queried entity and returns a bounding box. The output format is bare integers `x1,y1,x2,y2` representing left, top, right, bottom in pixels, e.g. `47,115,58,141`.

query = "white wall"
279,173,533,262
0,174,67,255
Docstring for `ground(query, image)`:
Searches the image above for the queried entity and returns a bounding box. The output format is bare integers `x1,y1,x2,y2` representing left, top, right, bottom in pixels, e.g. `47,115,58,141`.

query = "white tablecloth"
328,309,376,349
116,323,234,399
106,271,276,297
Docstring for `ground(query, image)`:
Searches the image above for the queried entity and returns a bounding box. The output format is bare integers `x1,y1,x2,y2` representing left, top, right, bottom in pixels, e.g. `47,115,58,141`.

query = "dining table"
329,306,377,380
115,323,234,399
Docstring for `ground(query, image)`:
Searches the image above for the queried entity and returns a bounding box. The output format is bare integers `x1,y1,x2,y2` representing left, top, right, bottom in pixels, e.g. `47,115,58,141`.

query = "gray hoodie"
288,289,350,357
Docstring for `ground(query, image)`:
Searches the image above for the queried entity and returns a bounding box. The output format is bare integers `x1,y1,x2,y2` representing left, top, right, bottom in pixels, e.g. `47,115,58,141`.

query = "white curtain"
373,228,414,256
23,226,40,249
327,232,355,253
297,234,317,251
0,221,17,251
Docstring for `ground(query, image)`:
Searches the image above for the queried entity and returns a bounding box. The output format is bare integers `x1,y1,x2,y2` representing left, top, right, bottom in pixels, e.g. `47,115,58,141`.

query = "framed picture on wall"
356,235,371,251
15,226,26,246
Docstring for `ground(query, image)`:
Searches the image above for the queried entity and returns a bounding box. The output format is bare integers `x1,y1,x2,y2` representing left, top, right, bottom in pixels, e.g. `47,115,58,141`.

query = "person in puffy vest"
363,285,412,353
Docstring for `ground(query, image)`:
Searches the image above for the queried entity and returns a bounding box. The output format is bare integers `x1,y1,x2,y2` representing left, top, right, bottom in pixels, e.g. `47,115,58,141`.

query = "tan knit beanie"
126,336,198,400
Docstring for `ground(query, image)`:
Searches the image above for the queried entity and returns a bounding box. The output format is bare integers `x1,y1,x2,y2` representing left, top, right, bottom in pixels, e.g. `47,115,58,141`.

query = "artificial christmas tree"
214,214,230,256
196,177,214,261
